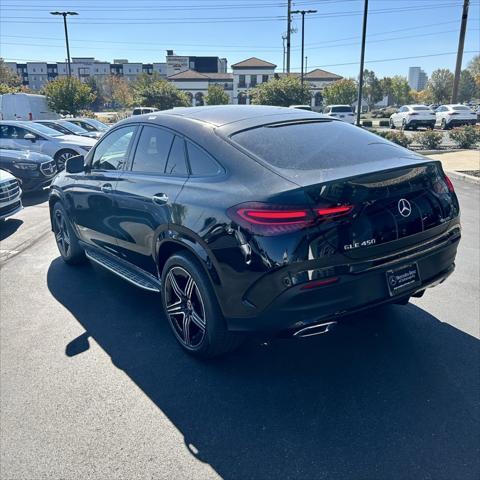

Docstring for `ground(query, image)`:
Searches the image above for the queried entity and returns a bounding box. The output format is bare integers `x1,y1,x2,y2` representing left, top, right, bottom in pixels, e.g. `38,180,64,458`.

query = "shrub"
449,125,480,149
374,130,413,148
413,130,443,150
78,109,96,118
362,120,373,127
379,120,390,127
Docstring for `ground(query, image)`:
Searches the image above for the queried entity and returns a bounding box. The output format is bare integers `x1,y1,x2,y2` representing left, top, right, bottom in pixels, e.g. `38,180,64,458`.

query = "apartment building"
6,55,342,108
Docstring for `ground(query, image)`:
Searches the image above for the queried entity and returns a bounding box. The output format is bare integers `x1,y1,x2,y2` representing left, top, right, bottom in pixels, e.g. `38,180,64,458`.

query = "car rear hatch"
303,161,459,261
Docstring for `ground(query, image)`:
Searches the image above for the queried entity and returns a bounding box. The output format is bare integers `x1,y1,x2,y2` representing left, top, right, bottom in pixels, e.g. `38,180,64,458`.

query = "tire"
161,251,244,358
54,149,78,171
441,118,448,130
52,202,85,265
389,118,395,129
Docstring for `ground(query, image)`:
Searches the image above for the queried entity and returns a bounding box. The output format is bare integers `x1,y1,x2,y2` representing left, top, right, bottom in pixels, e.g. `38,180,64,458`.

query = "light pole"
291,10,317,86
50,11,78,77
282,34,287,73
356,0,368,126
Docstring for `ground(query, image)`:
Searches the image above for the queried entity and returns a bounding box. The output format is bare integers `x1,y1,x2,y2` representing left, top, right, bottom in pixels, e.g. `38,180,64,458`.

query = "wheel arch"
156,232,222,289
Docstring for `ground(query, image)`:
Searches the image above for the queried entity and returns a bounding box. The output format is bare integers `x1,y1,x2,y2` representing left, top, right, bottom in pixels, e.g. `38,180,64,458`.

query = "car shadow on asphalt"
0,218,23,241
47,257,480,480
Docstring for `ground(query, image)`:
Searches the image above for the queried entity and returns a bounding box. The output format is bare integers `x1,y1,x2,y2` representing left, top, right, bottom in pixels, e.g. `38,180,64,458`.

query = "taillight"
228,202,352,236
444,175,455,193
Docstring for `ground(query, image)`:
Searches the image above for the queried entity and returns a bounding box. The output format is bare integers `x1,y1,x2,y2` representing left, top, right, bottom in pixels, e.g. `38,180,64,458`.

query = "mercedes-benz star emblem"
398,198,412,217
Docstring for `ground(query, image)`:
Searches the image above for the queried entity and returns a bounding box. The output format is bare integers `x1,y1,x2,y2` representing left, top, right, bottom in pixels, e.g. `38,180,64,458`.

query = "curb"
420,149,471,155
447,171,480,185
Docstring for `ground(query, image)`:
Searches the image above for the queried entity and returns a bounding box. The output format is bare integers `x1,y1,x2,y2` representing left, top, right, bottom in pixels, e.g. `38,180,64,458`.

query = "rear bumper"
407,119,435,127
226,229,460,333
446,119,477,127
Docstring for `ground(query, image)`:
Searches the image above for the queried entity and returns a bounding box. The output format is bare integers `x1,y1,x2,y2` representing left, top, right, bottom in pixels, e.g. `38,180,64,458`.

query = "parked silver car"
0,121,96,170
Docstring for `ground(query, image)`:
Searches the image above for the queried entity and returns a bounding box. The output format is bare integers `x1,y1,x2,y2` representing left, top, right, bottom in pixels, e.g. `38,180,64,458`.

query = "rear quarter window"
231,120,403,170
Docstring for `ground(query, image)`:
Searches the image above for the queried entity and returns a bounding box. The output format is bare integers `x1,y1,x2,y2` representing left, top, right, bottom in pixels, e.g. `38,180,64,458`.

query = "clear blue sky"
1,0,479,79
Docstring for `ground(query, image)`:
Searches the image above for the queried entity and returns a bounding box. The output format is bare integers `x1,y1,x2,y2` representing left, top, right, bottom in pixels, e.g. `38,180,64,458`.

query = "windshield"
26,122,63,137
412,106,430,111
231,120,401,171
331,106,353,113
59,121,88,134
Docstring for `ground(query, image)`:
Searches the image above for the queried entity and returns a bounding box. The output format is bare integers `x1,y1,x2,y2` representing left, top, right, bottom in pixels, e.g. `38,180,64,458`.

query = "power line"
290,50,478,70
2,2,475,24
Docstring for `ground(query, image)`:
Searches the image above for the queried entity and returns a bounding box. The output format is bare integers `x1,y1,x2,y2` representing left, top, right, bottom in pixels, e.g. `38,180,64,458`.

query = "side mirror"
65,155,85,174
24,133,36,142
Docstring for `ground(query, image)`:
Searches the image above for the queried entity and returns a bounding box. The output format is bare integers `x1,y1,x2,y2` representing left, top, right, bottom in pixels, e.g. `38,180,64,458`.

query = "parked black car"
49,106,461,357
1,147,57,192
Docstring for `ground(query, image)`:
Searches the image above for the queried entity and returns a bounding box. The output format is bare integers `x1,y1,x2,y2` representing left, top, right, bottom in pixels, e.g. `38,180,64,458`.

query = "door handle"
101,183,113,193
152,193,169,205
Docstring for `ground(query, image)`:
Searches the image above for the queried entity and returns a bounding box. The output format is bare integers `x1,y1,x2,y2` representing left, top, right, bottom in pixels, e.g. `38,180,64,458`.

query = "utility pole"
356,0,368,126
286,0,292,74
291,9,317,86
50,11,78,77
452,0,470,103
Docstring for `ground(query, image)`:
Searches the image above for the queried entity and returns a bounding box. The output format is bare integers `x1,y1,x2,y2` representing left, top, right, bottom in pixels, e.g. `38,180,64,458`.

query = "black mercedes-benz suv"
49,106,460,357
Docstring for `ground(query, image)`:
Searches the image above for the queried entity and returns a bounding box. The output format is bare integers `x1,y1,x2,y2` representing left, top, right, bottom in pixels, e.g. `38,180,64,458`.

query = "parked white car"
0,121,96,170
0,169,22,222
435,104,477,129
0,93,60,121
323,105,355,124
389,105,436,130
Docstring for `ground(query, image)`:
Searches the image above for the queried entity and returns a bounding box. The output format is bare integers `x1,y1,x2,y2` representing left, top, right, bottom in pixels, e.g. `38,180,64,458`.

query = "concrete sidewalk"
425,149,479,174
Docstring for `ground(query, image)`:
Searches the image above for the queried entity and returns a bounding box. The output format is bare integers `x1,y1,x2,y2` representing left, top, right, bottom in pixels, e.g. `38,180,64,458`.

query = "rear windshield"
27,122,63,137
331,106,352,113
86,118,108,130
452,105,470,111
412,106,430,111
231,120,402,170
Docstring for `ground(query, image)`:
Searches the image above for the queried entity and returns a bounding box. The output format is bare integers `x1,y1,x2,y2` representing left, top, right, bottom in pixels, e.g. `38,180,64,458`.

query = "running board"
85,249,161,292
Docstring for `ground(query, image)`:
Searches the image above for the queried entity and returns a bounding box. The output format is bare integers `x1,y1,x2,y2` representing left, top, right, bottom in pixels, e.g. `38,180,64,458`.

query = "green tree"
390,75,412,105
0,58,25,94
467,55,480,92
363,69,383,109
427,69,454,103
322,78,357,105
133,74,190,110
43,77,96,115
205,84,229,105
249,75,311,106
84,76,105,111
458,69,478,102
102,75,134,108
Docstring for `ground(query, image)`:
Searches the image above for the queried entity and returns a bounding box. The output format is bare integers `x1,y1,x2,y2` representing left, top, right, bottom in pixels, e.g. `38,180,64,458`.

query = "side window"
91,125,136,171
131,126,174,173
165,136,188,176
324,107,330,114
11,127,29,139
0,125,11,138
186,141,222,176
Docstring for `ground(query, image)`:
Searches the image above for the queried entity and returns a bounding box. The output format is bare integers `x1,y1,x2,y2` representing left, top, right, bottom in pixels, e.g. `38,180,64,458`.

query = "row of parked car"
389,104,478,130
0,117,108,222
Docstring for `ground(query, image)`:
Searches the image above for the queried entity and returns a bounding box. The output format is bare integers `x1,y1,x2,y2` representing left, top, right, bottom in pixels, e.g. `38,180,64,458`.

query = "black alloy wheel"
164,266,207,349
54,208,71,258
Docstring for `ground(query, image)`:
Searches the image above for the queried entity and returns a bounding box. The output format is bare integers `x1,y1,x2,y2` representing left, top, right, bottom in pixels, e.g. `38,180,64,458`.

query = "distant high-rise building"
408,67,428,91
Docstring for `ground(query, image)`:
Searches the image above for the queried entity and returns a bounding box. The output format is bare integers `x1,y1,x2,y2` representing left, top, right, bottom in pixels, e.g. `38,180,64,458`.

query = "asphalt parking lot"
1,181,479,480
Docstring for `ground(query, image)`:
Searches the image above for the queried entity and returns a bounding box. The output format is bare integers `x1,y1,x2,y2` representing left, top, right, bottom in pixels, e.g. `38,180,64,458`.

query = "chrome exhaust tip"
293,321,337,338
